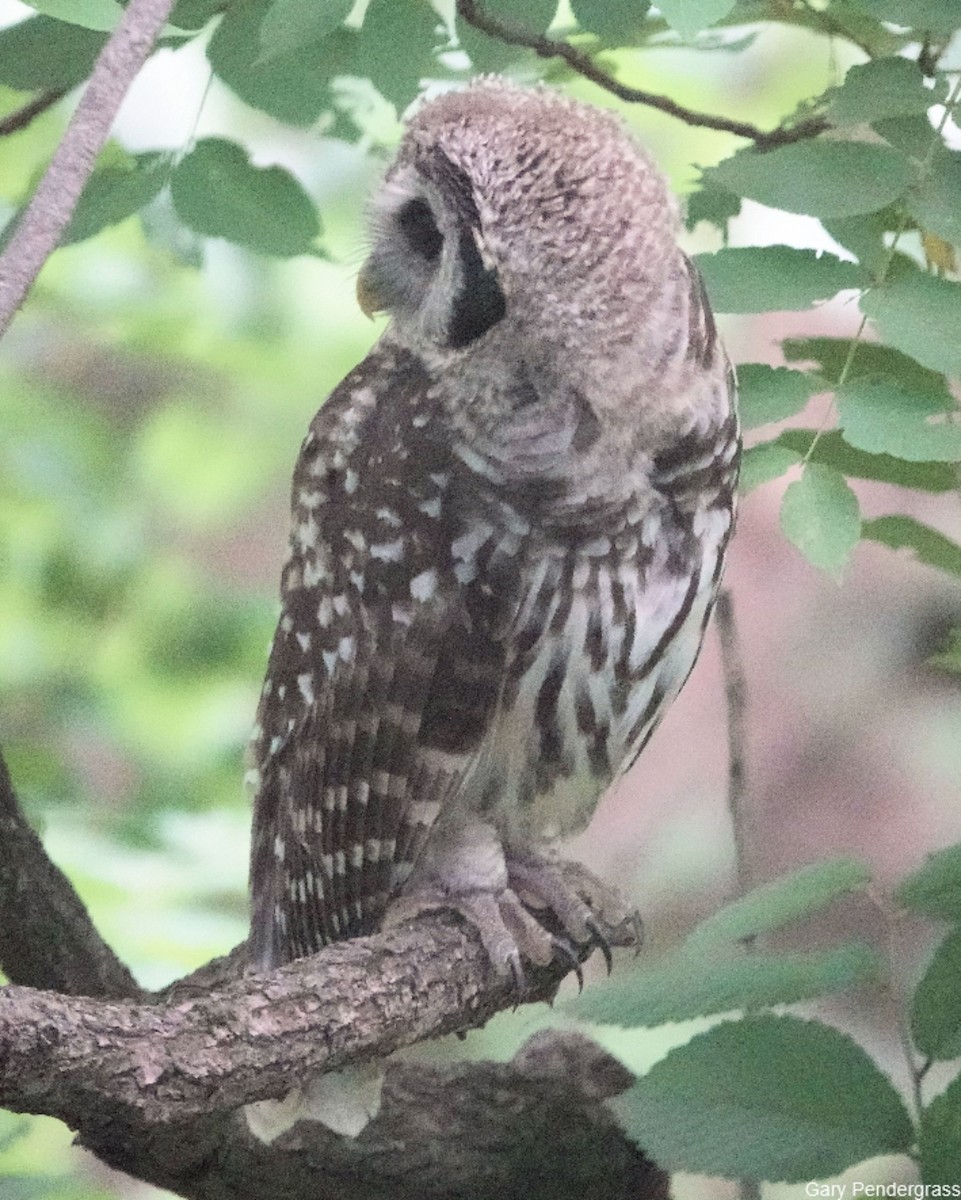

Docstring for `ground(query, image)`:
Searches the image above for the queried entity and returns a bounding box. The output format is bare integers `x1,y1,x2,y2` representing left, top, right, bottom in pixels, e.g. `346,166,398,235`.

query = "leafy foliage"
613,1015,914,1182
570,842,961,1183
780,464,861,580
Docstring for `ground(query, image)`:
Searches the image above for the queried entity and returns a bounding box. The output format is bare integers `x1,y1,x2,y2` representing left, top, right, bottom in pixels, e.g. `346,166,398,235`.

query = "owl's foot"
506,853,643,977
387,855,639,994
384,883,558,991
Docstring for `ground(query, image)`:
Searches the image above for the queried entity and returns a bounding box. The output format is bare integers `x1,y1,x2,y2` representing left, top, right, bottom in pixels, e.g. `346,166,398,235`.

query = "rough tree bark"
0,749,670,1200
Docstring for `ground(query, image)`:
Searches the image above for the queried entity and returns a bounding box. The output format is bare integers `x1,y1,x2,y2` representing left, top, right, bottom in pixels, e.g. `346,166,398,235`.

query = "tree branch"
0,916,591,1121
1,905,661,1199
0,740,659,1199
0,0,175,338
0,748,142,999
455,0,829,149
0,90,67,138
70,1036,670,1200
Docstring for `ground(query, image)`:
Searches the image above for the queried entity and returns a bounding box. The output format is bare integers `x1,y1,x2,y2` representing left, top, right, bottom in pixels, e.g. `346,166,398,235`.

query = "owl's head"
356,79,681,359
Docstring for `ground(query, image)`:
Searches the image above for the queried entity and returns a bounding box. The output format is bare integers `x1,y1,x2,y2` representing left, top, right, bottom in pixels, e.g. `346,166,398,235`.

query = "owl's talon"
551,936,584,992
585,915,613,975
506,950,526,1003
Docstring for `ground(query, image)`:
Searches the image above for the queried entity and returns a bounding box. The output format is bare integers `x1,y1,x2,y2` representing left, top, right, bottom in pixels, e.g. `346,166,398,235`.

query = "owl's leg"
386,817,558,985
386,820,637,988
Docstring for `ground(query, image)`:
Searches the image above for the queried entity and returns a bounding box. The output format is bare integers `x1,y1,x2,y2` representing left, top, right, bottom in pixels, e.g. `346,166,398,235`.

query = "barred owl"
247,79,738,1119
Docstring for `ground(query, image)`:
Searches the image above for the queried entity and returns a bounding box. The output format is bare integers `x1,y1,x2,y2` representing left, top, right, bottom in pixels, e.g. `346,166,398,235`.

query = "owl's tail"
244,1062,385,1142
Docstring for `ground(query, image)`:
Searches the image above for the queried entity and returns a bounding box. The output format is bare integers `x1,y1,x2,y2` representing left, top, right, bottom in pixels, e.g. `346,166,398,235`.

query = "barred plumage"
248,79,739,981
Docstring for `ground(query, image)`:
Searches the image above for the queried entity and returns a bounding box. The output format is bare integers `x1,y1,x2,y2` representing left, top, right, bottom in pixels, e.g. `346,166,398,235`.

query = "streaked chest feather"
471,498,733,843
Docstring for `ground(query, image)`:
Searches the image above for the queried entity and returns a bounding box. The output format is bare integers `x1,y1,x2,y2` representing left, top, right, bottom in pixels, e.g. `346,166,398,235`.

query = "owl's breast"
468,482,734,848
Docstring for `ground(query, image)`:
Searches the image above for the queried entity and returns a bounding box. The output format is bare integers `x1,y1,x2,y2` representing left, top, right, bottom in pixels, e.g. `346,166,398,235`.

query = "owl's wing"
248,348,515,970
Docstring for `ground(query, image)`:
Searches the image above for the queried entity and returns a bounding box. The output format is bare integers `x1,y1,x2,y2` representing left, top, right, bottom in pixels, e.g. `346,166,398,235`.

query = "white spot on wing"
418,496,441,518
369,538,404,562
303,559,329,588
409,568,438,602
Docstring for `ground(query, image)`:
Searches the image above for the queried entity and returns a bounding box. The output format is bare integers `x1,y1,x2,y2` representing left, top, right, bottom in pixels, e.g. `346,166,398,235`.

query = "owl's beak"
356,266,383,319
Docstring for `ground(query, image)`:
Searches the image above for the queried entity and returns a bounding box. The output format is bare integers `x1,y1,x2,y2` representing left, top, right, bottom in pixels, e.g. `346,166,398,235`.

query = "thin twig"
0,89,67,138
0,0,175,338
455,0,829,148
715,589,752,900
715,589,761,1200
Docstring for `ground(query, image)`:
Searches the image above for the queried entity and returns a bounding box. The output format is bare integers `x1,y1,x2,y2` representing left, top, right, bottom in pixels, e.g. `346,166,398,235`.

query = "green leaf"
684,182,741,235
872,112,937,159
170,0,228,30
656,0,737,38
780,463,861,578
61,154,170,246
356,0,444,110
0,16,106,90
687,858,873,948
257,0,352,63
170,138,320,257
571,943,881,1028
776,430,960,493
20,0,122,32
837,377,961,462
826,57,946,125
475,0,558,34
695,247,862,314
822,210,897,279
912,926,961,1061
861,272,961,379
863,516,961,579
709,142,915,219
739,443,802,493
921,1071,961,1184
909,150,961,247
897,843,961,921
862,0,961,36
612,1015,915,1182
737,365,816,429
571,0,651,41
931,629,961,675
207,0,349,127
783,336,953,398
457,0,558,69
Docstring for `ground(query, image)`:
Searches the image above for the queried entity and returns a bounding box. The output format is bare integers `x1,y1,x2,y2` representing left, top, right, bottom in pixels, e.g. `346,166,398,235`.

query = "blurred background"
1,3,960,1196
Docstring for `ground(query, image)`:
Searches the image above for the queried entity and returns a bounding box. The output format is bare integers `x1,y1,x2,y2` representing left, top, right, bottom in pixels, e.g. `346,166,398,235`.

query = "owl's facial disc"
357,159,506,350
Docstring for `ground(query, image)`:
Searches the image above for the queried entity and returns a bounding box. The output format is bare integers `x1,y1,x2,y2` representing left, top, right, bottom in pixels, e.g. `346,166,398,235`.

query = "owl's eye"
397,199,443,262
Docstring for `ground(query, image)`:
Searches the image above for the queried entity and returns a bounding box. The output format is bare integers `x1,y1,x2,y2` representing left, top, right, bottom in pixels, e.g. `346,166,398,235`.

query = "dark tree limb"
0,90,67,138
71,1038,670,1200
0,953,669,1200
0,0,175,337
455,0,829,149
0,751,141,999
0,744,666,1200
